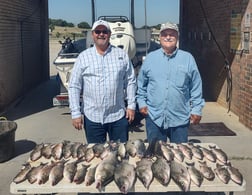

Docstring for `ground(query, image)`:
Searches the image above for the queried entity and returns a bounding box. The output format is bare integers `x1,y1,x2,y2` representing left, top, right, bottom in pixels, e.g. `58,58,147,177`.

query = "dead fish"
114,160,136,194
151,157,171,186
198,161,215,181
144,138,159,158
134,139,146,158
186,162,204,187
226,163,243,185
13,163,32,184
37,161,59,185
62,140,73,159
199,146,216,162
73,164,90,184
214,163,230,184
77,143,88,159
187,143,204,160
63,159,82,183
85,165,97,186
169,145,184,162
41,143,53,159
159,141,174,162
125,140,137,157
49,159,66,186
92,143,106,157
26,162,47,184
84,147,95,162
136,158,153,189
71,142,82,158
170,160,191,192
209,145,228,164
51,142,64,160
95,151,118,191
117,142,127,160
177,144,193,160
30,143,44,161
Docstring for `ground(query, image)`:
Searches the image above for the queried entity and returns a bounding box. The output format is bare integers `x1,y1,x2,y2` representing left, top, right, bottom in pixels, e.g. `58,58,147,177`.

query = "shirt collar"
161,47,178,58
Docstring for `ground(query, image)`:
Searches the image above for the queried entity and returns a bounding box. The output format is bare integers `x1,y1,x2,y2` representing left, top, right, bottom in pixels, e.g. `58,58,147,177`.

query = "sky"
48,0,179,28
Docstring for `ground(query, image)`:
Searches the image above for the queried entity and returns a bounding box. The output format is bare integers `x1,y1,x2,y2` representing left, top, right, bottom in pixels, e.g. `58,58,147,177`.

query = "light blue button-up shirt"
137,48,205,129
69,44,136,124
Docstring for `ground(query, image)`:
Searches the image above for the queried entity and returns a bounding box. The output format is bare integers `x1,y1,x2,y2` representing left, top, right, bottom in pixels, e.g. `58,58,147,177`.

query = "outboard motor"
99,16,136,60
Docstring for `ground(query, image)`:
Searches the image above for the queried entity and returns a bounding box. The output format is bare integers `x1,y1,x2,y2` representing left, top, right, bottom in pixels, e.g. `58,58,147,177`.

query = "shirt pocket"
175,66,189,88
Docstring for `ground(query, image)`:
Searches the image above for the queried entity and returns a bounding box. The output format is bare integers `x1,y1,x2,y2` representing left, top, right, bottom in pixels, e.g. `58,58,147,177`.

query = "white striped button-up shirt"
69,44,136,124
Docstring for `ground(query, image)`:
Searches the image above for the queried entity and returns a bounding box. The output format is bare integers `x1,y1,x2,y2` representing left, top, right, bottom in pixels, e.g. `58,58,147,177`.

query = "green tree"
77,21,91,29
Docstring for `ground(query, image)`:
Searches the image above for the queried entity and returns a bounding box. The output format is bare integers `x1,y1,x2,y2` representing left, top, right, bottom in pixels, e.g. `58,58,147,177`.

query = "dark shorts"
84,115,129,143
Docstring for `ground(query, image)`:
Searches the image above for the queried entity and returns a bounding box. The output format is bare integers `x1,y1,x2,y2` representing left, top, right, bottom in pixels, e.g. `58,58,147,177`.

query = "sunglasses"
94,30,109,35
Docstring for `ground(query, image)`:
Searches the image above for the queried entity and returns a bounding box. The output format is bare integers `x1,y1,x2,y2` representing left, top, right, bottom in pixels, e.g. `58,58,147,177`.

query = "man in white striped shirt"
69,20,136,143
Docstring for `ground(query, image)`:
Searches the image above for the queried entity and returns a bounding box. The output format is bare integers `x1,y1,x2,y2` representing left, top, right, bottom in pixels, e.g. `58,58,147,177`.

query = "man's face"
159,29,178,52
92,25,111,48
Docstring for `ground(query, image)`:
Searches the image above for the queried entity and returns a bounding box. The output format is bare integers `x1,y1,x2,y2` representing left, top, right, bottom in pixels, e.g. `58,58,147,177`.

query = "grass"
50,26,88,39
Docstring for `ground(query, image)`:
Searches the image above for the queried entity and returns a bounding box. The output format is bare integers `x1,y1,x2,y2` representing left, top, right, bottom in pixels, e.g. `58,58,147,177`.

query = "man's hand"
139,106,148,117
126,109,135,124
72,117,83,130
190,114,202,125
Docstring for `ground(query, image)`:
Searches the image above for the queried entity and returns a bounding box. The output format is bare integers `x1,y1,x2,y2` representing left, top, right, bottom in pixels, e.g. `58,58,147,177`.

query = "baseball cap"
91,20,111,31
160,22,179,33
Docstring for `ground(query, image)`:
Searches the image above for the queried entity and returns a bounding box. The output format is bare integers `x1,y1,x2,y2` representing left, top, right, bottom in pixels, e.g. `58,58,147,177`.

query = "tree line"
49,18,162,32
49,18,91,32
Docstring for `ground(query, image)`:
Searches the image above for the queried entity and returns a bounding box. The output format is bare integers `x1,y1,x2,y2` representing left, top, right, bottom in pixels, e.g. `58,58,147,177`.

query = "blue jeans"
84,115,129,143
145,115,188,143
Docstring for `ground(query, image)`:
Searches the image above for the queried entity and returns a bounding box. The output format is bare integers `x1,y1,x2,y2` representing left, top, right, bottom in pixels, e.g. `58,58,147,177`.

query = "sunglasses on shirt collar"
94,29,109,35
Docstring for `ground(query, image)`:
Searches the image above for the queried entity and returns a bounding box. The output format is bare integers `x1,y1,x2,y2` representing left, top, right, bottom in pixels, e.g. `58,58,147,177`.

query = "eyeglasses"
94,30,109,35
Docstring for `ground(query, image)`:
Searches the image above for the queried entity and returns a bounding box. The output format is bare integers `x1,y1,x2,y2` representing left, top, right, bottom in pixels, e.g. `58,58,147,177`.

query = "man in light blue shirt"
137,22,205,143
69,20,136,143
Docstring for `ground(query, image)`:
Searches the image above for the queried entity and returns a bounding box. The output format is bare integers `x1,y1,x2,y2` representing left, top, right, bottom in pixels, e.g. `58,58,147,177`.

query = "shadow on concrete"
14,139,36,157
4,76,60,121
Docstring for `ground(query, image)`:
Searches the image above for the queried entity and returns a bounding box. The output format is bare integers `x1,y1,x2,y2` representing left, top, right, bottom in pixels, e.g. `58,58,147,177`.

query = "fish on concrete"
114,160,136,194
136,158,153,189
